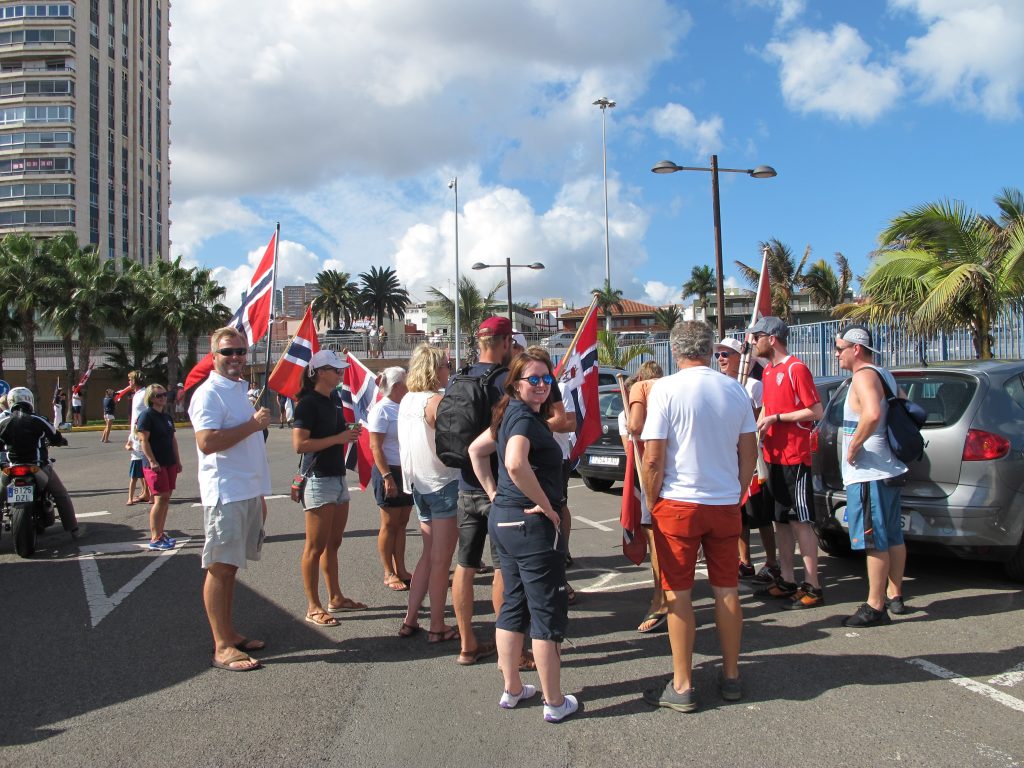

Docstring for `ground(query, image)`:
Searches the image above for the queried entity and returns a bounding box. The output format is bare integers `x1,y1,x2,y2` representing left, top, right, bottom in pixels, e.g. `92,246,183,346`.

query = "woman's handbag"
290,454,318,503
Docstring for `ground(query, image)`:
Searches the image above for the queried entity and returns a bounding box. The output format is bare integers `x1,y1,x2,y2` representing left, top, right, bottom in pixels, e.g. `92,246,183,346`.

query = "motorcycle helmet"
8,386,34,412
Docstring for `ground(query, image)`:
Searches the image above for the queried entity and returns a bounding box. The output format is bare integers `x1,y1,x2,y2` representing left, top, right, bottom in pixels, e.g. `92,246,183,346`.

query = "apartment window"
0,156,73,175
0,28,76,46
0,182,74,199
0,105,74,124
0,208,75,227
0,130,73,148
0,5,75,19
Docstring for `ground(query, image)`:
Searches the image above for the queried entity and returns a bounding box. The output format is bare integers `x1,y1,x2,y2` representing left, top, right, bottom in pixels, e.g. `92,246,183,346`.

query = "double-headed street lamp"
651,156,777,340
471,257,545,325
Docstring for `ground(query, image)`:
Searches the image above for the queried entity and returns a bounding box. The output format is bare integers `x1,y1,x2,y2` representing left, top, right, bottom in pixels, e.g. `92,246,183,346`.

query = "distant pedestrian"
52,387,65,428
835,325,908,626
377,326,388,358
276,392,288,429
124,371,152,506
189,327,272,672
71,387,83,427
136,384,182,550
101,388,116,443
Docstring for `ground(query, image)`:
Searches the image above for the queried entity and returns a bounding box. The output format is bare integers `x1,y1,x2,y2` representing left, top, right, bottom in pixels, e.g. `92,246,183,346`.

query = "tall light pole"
651,156,777,340
448,178,461,368
471,258,545,325
593,96,616,332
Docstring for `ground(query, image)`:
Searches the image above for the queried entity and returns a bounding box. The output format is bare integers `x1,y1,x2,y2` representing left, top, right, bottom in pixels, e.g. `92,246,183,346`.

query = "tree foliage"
735,239,810,322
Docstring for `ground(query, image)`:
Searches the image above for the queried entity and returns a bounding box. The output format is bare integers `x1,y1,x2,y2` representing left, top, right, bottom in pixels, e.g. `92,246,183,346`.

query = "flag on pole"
184,231,278,391
113,383,133,403
71,363,95,395
339,351,380,490
554,297,601,461
621,438,647,565
749,246,772,328
266,306,319,400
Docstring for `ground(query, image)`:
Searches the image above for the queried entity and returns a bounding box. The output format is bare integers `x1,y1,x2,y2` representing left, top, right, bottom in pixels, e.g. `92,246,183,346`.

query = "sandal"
637,611,668,634
457,642,497,666
384,574,409,592
305,610,339,627
233,637,266,652
565,582,577,605
427,627,460,644
518,650,537,672
398,622,421,638
211,651,261,672
328,596,368,613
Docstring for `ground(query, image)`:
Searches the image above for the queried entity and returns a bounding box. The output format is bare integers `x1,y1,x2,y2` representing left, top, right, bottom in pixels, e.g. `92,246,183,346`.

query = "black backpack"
434,364,507,469
870,368,927,463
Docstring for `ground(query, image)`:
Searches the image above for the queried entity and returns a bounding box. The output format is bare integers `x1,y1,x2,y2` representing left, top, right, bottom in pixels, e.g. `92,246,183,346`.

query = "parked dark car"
810,360,1024,581
578,385,627,491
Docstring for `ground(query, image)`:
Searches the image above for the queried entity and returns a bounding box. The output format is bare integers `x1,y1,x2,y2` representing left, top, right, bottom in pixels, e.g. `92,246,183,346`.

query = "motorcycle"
1,461,58,558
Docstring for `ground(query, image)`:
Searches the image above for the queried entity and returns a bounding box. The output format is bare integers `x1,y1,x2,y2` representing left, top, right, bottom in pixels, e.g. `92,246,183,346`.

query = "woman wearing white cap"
292,349,367,627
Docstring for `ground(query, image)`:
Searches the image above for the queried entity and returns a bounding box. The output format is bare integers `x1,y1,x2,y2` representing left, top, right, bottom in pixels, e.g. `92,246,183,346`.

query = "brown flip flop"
211,652,261,672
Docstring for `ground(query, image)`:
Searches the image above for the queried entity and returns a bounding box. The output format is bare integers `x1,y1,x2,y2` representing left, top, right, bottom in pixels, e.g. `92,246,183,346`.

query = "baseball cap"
309,349,349,370
511,331,527,349
478,316,512,337
715,338,743,355
748,316,788,340
838,324,879,354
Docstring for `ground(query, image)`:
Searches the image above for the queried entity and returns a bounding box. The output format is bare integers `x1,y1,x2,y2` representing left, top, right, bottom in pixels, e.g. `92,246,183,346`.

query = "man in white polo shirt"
189,327,272,672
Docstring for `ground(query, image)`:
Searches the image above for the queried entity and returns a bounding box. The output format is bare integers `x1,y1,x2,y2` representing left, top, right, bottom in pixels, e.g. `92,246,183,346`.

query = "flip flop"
398,622,421,638
384,575,409,592
427,627,460,644
234,637,266,652
457,642,497,666
211,652,262,672
306,610,340,627
327,597,368,613
637,612,668,634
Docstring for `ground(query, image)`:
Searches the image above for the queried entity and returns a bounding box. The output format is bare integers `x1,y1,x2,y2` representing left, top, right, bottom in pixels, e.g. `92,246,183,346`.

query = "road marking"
989,661,1024,688
908,658,1024,713
574,516,613,532
596,517,620,525
266,494,288,500
77,538,191,628
76,511,110,518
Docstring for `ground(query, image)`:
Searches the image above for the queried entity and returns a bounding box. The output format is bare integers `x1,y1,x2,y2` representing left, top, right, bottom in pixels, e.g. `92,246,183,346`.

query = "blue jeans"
412,480,459,523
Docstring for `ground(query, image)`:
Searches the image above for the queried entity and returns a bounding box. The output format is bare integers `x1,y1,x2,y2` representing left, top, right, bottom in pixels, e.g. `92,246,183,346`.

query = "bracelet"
775,414,782,424
382,472,393,479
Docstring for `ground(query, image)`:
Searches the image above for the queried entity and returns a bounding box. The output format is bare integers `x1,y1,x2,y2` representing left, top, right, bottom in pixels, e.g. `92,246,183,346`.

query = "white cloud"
170,197,265,259
765,24,903,122
892,0,1024,119
745,0,806,28
646,103,725,155
643,281,678,305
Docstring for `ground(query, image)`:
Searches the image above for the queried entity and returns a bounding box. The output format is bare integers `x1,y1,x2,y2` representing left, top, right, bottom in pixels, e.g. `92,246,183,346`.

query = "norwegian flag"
339,352,381,491
621,438,647,565
267,306,319,400
554,296,600,461
71,362,95,395
749,245,772,328
183,231,278,391
113,383,134,403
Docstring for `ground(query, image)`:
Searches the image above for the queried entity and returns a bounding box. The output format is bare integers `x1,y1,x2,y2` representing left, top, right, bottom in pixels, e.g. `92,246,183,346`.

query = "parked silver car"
543,332,576,350
810,360,1024,581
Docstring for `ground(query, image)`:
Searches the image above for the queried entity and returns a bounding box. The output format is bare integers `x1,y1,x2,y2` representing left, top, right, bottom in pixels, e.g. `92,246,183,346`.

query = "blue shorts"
302,474,351,510
846,480,904,552
412,480,459,523
371,465,413,508
489,504,568,642
128,458,148,479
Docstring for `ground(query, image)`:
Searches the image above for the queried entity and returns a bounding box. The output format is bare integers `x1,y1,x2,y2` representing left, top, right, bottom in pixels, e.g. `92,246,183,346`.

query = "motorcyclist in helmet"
0,386,83,539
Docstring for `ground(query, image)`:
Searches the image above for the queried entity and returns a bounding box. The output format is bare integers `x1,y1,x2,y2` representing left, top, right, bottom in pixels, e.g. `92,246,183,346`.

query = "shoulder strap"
867,366,896,401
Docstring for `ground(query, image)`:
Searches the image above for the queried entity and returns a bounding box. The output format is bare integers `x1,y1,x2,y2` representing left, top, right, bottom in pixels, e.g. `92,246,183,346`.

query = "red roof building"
560,299,662,332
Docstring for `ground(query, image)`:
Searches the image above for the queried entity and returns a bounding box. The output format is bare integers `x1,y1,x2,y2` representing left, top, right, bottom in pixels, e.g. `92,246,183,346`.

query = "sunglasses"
518,374,555,386
835,344,854,352
216,347,248,357
714,350,734,358
152,392,167,398
751,333,768,341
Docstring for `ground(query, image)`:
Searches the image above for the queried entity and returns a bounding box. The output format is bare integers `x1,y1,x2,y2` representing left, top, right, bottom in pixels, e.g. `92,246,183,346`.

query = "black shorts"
72,405,82,415
456,489,500,568
741,488,774,529
371,465,413,508
764,463,815,524
560,459,572,506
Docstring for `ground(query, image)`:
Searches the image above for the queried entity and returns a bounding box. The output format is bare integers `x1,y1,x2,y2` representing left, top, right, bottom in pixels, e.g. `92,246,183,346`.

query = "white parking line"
908,658,1024,713
574,516,613,532
989,661,1024,688
76,511,110,518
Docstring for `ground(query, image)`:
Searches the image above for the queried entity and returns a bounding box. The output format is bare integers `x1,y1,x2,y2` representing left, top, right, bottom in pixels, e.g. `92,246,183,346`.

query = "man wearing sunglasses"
188,327,272,672
749,316,824,610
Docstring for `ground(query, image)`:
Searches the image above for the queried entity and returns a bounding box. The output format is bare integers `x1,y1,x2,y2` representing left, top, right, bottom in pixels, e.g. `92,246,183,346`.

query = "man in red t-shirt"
749,317,825,609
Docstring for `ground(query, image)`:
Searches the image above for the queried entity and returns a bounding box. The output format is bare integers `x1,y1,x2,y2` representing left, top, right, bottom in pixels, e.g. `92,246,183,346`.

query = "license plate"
900,514,911,532
7,484,33,503
589,455,619,467
839,509,849,529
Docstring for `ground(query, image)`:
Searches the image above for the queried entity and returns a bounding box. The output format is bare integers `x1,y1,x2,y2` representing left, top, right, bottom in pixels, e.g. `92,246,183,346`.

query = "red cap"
477,316,512,337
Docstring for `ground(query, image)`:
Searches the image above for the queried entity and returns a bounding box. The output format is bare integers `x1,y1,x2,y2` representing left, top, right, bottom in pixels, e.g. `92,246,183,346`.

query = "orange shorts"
651,498,742,590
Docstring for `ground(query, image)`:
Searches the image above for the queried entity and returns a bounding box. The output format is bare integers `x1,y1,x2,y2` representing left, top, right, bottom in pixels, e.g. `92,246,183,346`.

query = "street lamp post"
594,97,616,332
652,156,776,340
471,257,545,326
448,178,461,368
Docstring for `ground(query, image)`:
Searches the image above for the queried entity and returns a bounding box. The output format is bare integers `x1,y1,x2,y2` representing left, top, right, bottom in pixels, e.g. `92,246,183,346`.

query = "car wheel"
581,475,614,492
1003,533,1024,583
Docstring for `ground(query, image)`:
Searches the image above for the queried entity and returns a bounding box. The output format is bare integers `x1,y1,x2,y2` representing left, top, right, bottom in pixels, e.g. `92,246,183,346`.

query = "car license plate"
589,455,619,467
7,484,33,503
900,514,911,532
839,509,849,529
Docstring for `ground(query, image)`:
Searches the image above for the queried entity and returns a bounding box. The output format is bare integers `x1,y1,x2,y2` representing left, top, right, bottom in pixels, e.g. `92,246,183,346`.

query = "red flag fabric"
749,246,772,329
339,352,381,491
184,231,277,391
72,363,95,395
621,439,647,565
554,298,601,461
267,307,319,400
113,383,133,403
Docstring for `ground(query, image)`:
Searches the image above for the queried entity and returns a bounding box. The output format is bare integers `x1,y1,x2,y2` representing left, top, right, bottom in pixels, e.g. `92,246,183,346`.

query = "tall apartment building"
0,0,170,264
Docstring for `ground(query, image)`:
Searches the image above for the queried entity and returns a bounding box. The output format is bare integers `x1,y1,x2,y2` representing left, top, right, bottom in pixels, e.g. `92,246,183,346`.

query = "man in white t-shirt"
640,321,757,713
189,327,272,672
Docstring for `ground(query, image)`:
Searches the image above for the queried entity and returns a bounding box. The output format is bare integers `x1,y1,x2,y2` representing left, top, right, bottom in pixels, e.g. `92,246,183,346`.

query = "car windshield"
826,372,978,428
598,392,625,418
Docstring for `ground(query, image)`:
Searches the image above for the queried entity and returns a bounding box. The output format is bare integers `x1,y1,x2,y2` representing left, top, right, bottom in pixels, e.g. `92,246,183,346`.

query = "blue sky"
167,0,1023,313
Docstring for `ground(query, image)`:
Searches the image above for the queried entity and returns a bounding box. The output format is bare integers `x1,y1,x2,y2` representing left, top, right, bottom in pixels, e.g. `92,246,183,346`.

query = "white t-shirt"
744,377,763,410
129,388,147,459
551,383,577,460
188,370,272,506
367,397,401,466
641,365,758,505
397,391,459,494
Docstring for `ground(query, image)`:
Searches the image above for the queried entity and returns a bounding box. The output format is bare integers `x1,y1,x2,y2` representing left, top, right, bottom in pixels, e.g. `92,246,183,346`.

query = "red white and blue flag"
339,352,381,491
267,306,319,400
184,231,278,391
113,383,134,403
620,438,648,565
71,363,95,395
554,297,601,461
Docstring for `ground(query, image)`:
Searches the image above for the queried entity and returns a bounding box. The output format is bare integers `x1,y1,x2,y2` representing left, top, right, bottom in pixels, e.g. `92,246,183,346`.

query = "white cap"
309,349,349,370
512,332,527,349
715,338,743,355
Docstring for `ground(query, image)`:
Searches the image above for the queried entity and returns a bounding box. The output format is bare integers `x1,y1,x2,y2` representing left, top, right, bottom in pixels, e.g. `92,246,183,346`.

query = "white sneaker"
543,694,579,723
499,684,537,709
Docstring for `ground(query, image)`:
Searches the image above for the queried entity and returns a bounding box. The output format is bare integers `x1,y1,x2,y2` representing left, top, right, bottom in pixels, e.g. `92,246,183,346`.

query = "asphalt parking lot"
1,428,1022,768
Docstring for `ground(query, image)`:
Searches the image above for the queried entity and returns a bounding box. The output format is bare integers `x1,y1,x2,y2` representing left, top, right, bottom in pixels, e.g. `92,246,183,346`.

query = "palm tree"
109,257,163,378
102,335,168,383
148,257,202,388
0,303,20,381
359,265,410,330
596,330,653,368
681,265,715,321
428,275,503,361
180,266,230,372
592,280,625,332
0,233,55,397
801,252,852,313
653,304,682,332
846,195,1024,359
311,269,360,330
735,239,810,322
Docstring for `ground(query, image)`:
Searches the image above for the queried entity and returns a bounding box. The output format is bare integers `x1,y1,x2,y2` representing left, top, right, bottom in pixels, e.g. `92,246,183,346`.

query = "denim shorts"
371,464,413,508
412,480,459,523
302,474,351,510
